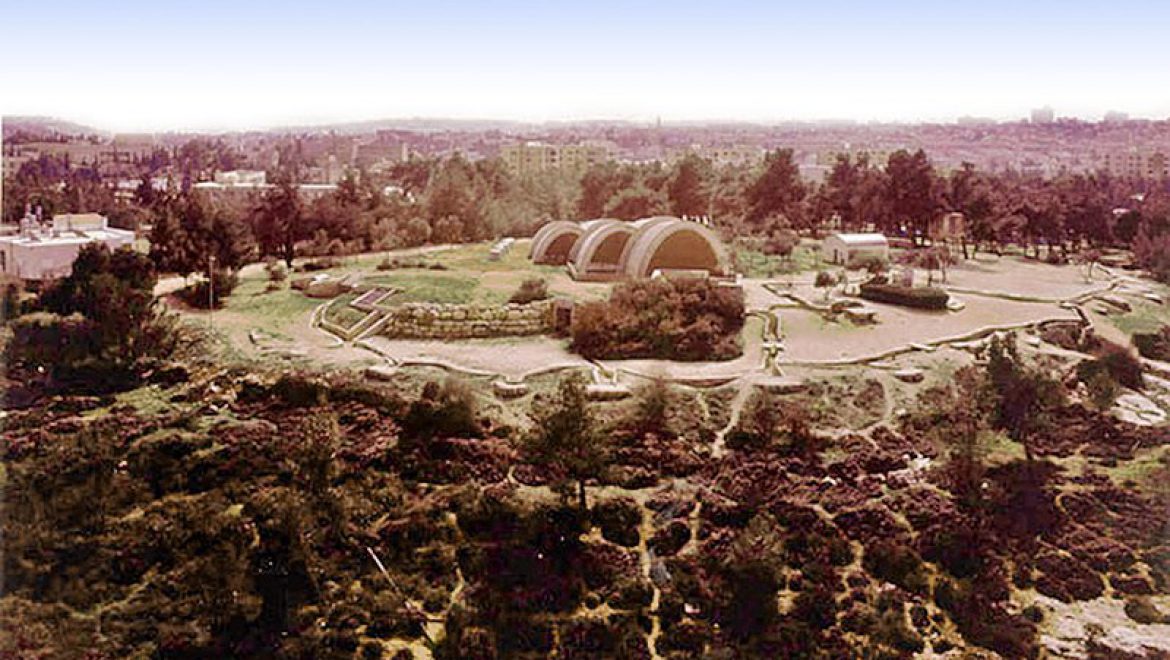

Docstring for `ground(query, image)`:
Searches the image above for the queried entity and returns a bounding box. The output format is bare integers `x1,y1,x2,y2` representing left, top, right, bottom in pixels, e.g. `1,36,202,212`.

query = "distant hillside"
2,115,106,141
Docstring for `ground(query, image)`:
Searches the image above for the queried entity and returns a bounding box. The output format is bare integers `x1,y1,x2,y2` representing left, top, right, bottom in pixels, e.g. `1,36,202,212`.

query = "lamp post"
208,254,216,331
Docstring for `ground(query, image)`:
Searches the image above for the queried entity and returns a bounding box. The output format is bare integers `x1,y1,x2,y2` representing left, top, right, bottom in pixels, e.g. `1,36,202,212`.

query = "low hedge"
859,283,950,310
1133,327,1170,361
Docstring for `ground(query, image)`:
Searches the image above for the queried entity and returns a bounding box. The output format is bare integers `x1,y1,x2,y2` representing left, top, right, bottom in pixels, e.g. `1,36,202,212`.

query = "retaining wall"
377,300,556,339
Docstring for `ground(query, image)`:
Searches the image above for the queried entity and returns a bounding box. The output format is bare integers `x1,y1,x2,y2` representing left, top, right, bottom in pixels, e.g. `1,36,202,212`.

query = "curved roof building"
567,219,635,281
622,218,728,279
530,216,730,281
529,220,584,265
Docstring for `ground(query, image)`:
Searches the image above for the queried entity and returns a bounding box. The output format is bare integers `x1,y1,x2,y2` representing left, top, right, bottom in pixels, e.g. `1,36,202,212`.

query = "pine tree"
524,375,609,513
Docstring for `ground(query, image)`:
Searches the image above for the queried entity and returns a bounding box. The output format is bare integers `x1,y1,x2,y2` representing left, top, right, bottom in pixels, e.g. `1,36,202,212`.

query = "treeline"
8,140,1170,283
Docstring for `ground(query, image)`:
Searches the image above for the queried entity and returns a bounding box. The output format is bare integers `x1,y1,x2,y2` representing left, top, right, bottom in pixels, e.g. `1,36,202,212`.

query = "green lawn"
364,271,486,305
322,292,368,327
224,279,322,323
1106,300,1170,336
206,242,592,342
733,240,822,278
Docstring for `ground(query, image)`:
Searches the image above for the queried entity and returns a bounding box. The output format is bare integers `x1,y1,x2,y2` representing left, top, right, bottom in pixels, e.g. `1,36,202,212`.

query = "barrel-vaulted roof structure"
621,217,727,279
567,219,635,281
529,215,730,281
529,220,584,265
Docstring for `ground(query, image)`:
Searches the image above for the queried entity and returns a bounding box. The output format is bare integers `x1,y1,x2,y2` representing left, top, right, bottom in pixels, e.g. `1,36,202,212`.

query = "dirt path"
711,377,757,459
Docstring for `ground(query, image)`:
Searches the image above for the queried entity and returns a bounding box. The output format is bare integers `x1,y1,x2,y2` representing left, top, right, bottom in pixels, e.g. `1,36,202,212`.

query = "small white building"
0,214,136,281
822,233,889,266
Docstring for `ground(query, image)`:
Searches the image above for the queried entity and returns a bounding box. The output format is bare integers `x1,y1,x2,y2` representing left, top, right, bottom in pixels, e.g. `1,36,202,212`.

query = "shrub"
593,498,642,547
863,540,929,594
1133,326,1170,361
1124,596,1168,624
271,373,330,407
265,258,288,282
1084,368,1120,411
859,282,950,310
1079,341,1144,391
401,378,481,439
848,254,888,274
764,230,798,258
300,257,341,272
509,278,549,305
376,257,447,271
1041,323,1100,353
179,269,238,309
727,390,817,455
1134,229,1170,283
814,271,836,288
2,280,24,323
570,278,744,361
631,375,675,436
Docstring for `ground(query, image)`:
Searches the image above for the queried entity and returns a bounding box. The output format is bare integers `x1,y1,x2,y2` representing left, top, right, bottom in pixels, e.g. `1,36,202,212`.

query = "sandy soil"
362,334,590,379
780,297,1079,363
941,255,1107,300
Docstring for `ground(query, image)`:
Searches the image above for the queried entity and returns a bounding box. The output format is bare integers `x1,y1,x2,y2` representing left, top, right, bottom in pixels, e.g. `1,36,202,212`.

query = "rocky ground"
2,330,1168,659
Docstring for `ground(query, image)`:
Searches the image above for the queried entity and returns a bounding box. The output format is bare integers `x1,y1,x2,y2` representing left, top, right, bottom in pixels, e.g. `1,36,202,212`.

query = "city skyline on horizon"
2,107,1163,137
4,0,1170,132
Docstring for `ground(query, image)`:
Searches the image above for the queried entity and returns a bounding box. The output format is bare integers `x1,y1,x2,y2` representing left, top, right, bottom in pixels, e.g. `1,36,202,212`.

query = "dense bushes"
1133,325,1170,361
859,282,950,310
1077,341,1145,392
401,378,481,440
570,278,744,361
8,244,176,391
264,258,288,283
726,390,818,455
177,269,239,309
863,540,929,594
508,278,548,305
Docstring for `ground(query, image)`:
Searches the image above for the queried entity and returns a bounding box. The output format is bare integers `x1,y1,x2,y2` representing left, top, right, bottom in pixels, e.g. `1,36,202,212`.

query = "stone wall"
377,300,556,339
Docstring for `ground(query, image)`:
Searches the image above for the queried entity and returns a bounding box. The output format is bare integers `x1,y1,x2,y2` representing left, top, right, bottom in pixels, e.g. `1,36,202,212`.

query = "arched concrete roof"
530,221,583,264
618,216,685,266
622,217,729,279
567,218,630,266
631,215,680,230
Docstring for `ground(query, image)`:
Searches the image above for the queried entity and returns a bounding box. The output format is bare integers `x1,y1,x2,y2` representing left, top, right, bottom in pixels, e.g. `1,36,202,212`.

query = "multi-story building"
501,141,612,175
1100,150,1169,179
666,144,765,167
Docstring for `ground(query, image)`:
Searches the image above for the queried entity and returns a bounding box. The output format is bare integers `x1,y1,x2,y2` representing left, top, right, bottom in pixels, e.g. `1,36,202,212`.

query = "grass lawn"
364,271,487,304
733,239,822,278
202,241,613,347
1106,300,1170,336
224,278,321,325
1100,445,1170,491
322,292,368,327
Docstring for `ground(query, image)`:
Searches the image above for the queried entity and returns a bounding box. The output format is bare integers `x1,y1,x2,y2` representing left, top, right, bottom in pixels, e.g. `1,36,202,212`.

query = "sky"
3,0,1169,132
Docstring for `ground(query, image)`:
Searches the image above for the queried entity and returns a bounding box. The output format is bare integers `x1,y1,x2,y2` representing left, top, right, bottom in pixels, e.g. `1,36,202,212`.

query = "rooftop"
830,233,889,246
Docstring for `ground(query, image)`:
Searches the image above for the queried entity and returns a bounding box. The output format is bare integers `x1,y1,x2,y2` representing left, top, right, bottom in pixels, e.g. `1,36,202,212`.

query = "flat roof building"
501,141,612,175
0,213,136,281
822,233,889,266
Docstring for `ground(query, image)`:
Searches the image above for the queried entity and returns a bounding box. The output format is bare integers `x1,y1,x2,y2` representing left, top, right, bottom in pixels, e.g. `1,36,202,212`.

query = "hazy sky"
3,0,1168,131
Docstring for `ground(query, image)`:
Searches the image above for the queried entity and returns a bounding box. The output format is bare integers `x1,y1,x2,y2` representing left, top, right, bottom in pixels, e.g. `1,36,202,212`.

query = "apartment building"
501,141,612,175
1100,150,1169,179
667,144,765,167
